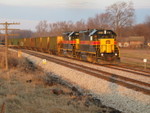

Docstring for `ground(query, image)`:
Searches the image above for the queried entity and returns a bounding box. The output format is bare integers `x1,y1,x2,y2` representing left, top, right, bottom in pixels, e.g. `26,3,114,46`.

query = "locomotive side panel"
79,31,96,53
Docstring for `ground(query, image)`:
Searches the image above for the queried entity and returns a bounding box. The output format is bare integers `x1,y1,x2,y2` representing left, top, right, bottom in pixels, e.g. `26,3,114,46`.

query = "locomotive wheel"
48,51,52,55
92,54,97,63
87,54,93,62
76,52,81,60
67,51,72,57
59,50,63,56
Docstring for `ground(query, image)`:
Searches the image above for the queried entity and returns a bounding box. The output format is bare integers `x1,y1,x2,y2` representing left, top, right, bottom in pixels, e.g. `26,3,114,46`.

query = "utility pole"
0,22,20,70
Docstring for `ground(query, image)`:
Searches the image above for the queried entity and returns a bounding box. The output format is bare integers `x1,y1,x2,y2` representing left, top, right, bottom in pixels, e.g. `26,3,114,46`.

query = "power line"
0,22,20,70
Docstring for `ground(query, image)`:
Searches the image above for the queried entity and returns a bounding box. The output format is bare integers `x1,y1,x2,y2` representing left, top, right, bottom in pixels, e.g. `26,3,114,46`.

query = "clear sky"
0,0,150,31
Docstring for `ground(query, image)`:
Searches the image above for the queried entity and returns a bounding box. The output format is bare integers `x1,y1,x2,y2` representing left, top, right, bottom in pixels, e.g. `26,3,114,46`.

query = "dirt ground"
0,48,121,113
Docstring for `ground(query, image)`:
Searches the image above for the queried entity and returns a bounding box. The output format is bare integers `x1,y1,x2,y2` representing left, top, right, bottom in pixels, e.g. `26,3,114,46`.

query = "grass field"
120,48,150,69
120,48,150,60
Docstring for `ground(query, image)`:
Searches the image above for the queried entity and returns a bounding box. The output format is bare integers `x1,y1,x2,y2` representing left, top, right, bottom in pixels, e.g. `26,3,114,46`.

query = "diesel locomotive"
62,29,120,62
8,29,120,62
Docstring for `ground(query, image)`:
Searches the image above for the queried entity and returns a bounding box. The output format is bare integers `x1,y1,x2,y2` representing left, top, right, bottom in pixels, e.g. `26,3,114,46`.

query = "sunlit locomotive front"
89,29,120,61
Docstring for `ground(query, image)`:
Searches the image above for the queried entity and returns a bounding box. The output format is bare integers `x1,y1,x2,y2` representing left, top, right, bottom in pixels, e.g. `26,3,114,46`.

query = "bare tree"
87,17,97,29
74,19,87,31
145,15,150,28
94,13,112,29
87,13,113,30
35,20,49,37
59,21,74,32
132,15,150,44
145,16,150,22
49,21,74,36
10,30,33,38
106,1,135,37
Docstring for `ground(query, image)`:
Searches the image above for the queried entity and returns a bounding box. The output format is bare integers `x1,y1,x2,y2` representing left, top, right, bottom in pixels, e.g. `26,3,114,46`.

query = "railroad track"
103,64,150,77
12,47,150,77
21,49,150,95
69,58,150,77
56,53,150,77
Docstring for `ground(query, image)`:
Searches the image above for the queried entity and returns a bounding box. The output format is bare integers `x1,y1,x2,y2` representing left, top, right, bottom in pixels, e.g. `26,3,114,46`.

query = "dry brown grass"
0,47,38,72
0,48,122,113
0,69,121,113
0,48,5,68
120,48,150,60
120,48,150,68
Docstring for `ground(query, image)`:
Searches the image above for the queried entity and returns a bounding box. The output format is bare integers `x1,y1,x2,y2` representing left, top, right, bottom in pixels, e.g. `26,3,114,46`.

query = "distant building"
117,36,145,48
148,42,150,47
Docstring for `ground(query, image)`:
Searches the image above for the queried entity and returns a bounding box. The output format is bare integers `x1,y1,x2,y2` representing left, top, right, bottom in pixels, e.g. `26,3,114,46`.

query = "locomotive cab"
89,29,120,61
62,31,79,57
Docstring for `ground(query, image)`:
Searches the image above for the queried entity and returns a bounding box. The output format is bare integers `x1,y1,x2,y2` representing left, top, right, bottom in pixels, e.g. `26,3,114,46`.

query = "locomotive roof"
78,29,116,36
89,29,116,36
68,31,79,37
63,32,71,36
63,29,116,37
89,29,97,36
68,32,74,37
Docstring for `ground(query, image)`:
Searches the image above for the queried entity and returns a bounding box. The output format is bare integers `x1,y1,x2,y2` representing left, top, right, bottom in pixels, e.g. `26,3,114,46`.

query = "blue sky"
0,0,150,31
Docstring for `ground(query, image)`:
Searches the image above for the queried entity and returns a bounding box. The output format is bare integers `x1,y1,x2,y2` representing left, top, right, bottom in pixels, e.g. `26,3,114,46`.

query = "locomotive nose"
106,40,110,44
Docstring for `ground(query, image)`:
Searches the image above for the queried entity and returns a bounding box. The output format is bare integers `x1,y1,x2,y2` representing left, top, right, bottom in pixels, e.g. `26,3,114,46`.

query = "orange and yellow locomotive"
61,29,120,62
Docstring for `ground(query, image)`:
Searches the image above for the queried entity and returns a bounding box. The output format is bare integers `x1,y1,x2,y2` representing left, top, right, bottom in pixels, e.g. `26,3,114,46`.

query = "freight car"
8,29,120,62
8,36,63,54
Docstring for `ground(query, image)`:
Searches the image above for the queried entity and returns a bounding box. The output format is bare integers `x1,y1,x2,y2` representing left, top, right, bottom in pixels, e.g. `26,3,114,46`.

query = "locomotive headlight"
69,37,71,40
115,53,117,56
104,30,107,34
106,40,110,44
90,36,93,41
101,53,104,56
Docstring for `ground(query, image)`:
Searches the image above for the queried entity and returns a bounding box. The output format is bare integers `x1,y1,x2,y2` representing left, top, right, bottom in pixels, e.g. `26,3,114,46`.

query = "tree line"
3,1,150,43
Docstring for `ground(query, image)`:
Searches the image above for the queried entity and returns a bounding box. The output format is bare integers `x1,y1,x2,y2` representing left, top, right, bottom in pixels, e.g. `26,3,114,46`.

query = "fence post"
143,59,147,69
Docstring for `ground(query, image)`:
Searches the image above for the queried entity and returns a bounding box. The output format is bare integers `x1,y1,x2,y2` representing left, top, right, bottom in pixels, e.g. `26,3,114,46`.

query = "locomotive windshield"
97,30,116,39
64,31,79,40
98,34,116,39
69,32,79,40
89,29,116,40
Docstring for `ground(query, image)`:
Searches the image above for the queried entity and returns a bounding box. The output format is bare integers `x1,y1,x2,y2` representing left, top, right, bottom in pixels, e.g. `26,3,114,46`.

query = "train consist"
8,29,120,62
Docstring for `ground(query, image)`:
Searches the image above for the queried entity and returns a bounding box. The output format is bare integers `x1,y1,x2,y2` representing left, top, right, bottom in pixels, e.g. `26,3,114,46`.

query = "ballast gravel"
32,51,150,84
11,49,150,113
